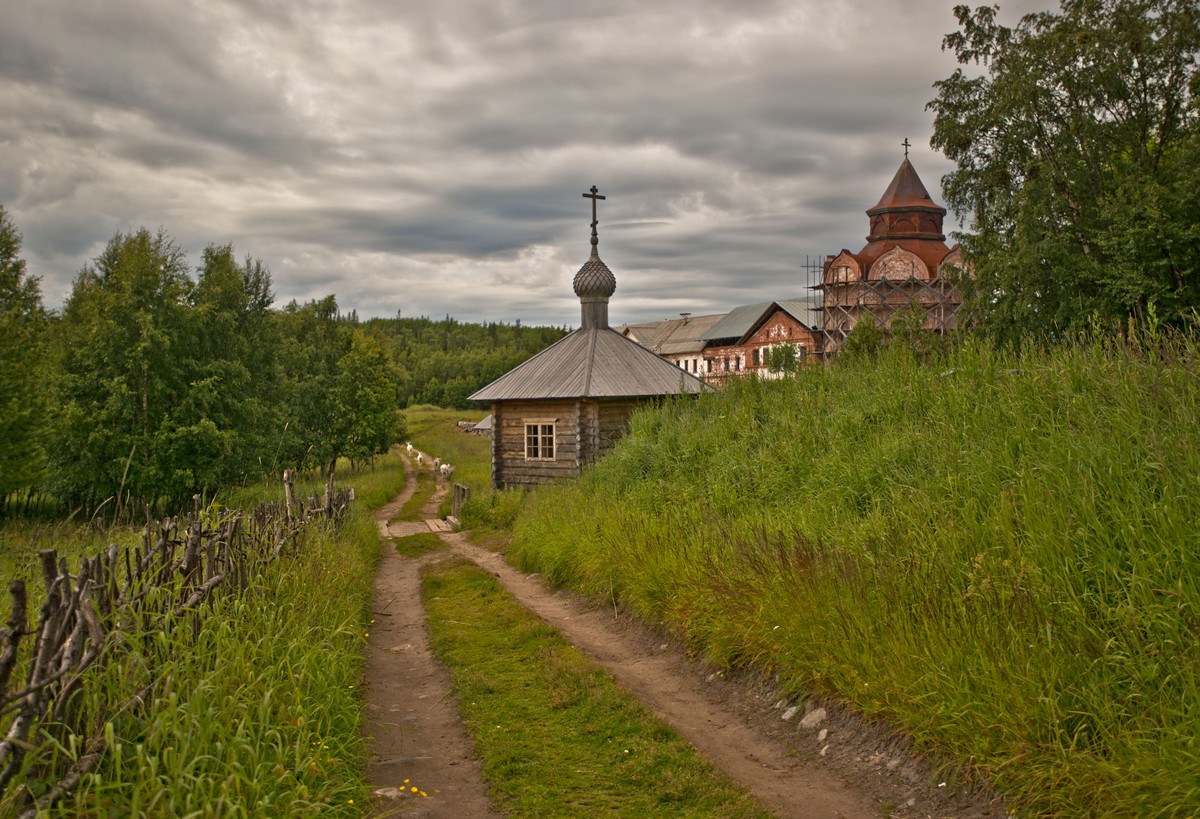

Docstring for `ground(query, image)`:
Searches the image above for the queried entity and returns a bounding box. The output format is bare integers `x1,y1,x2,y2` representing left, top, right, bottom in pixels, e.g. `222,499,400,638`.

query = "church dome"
573,249,616,299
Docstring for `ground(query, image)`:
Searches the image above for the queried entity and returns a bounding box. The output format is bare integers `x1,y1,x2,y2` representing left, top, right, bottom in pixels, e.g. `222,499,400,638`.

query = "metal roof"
775,297,823,330
651,313,726,354
617,320,672,348
619,313,726,355
468,327,708,401
700,302,773,341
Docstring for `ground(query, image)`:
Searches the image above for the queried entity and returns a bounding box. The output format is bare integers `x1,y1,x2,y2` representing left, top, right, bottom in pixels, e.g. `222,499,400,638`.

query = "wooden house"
470,189,708,490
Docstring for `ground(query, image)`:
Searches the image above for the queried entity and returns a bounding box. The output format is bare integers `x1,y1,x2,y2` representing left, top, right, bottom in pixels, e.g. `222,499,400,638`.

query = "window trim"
524,419,557,461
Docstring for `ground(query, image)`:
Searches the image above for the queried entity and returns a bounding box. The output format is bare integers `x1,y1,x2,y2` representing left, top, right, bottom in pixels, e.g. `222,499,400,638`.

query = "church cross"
902,138,911,159
583,185,606,239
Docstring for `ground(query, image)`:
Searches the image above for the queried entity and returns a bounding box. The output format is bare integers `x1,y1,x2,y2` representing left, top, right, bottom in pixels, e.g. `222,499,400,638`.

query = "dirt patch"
365,454,1007,817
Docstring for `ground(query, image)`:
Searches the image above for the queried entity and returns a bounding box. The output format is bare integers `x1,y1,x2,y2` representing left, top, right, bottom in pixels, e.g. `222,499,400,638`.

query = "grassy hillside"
507,332,1200,816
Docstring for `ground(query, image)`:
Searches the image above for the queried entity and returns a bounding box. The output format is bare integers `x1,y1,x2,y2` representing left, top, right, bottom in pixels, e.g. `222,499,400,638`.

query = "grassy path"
423,556,770,817
362,451,497,817
433,533,883,819
363,448,897,817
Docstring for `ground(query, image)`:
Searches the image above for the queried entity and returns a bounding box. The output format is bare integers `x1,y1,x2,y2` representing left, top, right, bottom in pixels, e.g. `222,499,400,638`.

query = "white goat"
440,463,454,479
405,442,413,454
416,452,424,466
433,457,441,473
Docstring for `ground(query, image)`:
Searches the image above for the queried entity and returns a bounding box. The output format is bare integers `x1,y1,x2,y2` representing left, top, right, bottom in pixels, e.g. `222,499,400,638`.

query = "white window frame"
524,420,556,461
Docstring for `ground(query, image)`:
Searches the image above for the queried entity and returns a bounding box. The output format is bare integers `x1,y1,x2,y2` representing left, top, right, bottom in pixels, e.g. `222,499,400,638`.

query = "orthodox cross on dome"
582,185,606,247
902,137,911,159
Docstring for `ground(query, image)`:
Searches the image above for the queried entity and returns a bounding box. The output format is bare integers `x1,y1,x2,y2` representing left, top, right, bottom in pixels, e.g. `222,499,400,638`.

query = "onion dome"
575,186,615,329
573,248,616,299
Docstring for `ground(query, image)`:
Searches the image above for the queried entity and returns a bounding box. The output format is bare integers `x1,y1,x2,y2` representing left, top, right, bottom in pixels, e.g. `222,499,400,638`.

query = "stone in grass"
781,705,800,721
799,707,827,729
374,787,403,799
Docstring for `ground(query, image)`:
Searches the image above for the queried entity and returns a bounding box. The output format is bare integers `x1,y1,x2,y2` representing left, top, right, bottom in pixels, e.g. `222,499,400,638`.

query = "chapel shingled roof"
468,328,707,400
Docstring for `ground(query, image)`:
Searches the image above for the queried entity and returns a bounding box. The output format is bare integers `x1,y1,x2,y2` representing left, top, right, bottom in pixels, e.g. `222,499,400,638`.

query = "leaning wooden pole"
282,469,296,530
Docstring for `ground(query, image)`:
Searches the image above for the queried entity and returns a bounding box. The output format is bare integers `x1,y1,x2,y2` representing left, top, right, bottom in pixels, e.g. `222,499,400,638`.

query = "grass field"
403,405,491,516
507,330,1200,816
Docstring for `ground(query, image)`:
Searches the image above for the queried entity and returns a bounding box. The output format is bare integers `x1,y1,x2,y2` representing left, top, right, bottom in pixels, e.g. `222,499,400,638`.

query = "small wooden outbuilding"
470,188,707,490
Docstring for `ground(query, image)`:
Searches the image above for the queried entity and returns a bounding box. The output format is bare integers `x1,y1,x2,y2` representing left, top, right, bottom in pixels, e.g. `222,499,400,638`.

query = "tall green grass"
508,333,1200,816
23,453,406,816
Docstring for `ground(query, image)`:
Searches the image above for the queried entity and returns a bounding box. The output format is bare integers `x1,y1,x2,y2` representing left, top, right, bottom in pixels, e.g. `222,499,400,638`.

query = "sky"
1,0,1049,328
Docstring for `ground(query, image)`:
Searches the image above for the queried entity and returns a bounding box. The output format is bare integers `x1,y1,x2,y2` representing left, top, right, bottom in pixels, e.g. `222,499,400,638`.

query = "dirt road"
363,454,1003,818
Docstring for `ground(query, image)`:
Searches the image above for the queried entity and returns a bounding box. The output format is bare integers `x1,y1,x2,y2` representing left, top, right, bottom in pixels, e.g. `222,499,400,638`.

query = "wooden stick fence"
0,477,352,816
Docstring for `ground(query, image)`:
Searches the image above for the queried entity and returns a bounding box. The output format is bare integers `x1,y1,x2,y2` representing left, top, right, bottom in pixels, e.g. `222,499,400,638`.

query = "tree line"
363,315,566,409
0,216,562,519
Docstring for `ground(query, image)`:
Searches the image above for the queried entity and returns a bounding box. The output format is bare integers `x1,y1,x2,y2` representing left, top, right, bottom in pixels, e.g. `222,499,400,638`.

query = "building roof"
469,326,707,401
617,312,727,355
700,302,773,341
653,313,726,354
616,320,665,346
623,300,820,352
775,297,823,329
699,298,823,346
868,158,946,216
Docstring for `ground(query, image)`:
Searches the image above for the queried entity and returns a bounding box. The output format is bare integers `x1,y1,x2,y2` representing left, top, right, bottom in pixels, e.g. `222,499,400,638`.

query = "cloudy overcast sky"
1,0,1048,327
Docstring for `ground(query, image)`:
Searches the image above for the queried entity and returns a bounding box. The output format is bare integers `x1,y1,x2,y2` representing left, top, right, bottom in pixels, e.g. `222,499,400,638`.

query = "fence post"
451,483,471,519
282,470,296,529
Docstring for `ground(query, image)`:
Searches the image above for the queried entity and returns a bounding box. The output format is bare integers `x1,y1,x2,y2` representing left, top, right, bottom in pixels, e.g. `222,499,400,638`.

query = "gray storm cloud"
0,0,1050,325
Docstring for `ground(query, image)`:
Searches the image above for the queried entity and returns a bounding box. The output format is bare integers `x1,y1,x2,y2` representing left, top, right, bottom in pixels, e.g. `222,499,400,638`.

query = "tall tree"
0,206,48,507
929,0,1200,341
273,295,354,476
164,244,278,489
51,228,194,512
331,331,401,469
